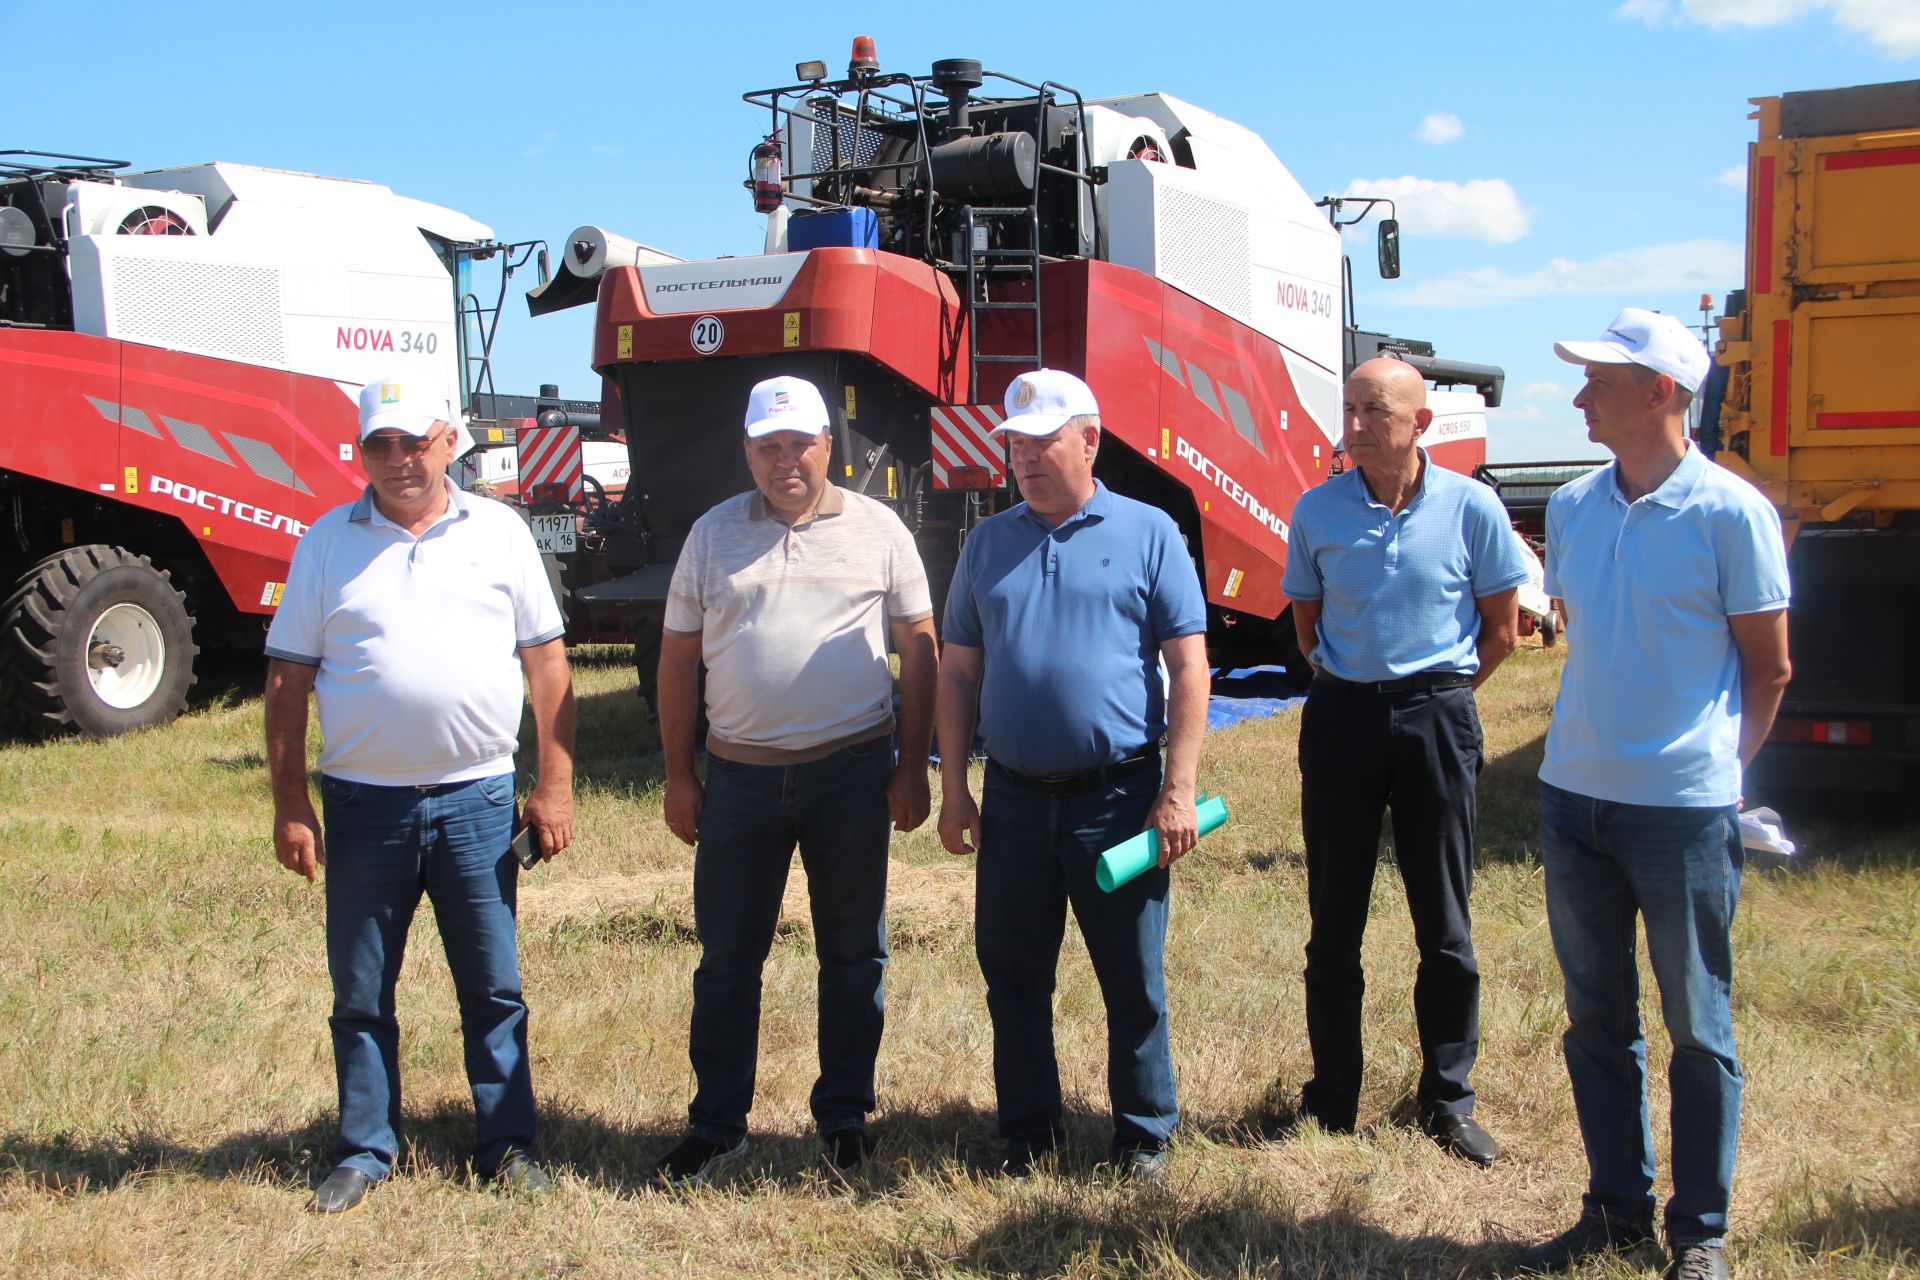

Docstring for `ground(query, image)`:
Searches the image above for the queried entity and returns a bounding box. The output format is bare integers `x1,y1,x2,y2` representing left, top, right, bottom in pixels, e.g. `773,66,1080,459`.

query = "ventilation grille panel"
810,101,887,172
1152,185,1253,324
107,257,286,366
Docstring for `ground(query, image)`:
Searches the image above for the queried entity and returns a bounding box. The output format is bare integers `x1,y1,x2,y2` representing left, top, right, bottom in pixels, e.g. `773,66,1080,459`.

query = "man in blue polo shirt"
1279,356,1527,1166
1516,310,1790,1280
936,368,1209,1186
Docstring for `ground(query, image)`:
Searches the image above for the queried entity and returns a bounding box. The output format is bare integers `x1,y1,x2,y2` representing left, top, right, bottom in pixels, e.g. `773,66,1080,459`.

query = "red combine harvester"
0,151,545,736
529,42,1505,714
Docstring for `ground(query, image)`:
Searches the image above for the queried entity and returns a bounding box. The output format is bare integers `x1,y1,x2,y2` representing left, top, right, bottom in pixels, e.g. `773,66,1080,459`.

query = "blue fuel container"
787,206,878,251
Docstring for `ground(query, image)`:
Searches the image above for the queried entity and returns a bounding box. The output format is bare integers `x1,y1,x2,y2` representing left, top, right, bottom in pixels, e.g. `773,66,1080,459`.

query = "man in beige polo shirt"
653,374,937,1187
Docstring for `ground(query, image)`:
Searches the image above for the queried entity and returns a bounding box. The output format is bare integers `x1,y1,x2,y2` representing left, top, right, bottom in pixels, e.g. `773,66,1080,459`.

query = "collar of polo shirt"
1609,439,1706,511
1354,447,1434,513
749,481,845,523
349,476,469,527
1019,478,1113,529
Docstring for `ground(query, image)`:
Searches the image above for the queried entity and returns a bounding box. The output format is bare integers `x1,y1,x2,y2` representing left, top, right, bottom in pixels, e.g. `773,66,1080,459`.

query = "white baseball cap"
744,375,830,439
991,368,1100,437
1553,307,1710,395
358,376,451,439
356,375,475,457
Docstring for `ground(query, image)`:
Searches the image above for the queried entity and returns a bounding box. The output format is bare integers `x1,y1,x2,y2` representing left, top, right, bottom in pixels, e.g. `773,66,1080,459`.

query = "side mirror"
535,246,552,288
1378,219,1401,279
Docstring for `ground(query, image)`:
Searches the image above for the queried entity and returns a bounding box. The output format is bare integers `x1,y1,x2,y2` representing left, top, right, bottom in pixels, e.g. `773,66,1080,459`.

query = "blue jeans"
687,738,893,1142
1539,781,1744,1248
321,772,533,1180
975,759,1177,1156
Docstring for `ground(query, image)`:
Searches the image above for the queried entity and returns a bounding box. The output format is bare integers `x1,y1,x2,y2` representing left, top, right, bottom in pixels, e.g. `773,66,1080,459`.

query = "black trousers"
1298,676,1484,1128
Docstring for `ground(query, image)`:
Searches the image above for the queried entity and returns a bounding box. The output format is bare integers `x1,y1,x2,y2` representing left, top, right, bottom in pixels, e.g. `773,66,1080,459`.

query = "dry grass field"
1,641,1916,1278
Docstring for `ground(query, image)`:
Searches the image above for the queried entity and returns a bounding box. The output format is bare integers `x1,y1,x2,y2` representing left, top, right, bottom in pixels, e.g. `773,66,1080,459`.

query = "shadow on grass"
1,1102,1536,1275
525,681,665,792
885,1186,1511,1279
186,646,271,717
0,1097,1118,1202
1789,1195,1920,1268
1471,728,1920,873
0,1115,335,1192
1477,729,1547,866
1754,789,1920,871
0,1105,791,1198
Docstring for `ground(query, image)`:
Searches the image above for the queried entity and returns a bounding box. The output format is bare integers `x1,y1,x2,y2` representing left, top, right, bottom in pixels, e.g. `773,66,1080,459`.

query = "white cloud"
1621,0,1920,57
1615,0,1671,25
1716,163,1747,189
1415,112,1465,145
1342,176,1530,244
1520,381,1568,401
1387,238,1744,308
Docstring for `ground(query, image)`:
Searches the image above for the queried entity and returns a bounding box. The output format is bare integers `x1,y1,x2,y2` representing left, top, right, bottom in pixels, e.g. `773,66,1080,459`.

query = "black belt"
1313,669,1472,694
989,748,1160,796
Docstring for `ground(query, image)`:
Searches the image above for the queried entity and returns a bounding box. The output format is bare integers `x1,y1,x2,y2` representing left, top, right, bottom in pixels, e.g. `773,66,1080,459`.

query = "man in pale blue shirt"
1517,309,1791,1280
1279,356,1528,1166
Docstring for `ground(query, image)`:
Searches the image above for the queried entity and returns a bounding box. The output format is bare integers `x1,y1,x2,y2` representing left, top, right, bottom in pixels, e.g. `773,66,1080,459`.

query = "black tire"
0,546,198,738
1540,608,1560,648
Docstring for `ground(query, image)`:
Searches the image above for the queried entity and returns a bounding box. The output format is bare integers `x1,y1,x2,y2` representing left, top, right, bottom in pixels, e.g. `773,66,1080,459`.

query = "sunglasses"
362,430,446,459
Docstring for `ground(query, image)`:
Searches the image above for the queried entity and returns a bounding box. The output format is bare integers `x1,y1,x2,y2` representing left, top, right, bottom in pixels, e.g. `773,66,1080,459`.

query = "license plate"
530,513,577,554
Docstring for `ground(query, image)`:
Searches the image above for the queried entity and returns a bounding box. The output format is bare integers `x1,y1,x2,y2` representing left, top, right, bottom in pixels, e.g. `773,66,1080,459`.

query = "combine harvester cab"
0,151,506,736
542,42,1497,712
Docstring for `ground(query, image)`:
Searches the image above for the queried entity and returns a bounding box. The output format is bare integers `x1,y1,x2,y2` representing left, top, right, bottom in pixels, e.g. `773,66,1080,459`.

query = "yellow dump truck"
1709,78,1920,791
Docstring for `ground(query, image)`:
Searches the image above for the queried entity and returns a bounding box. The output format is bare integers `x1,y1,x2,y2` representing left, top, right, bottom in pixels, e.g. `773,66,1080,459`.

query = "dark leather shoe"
1423,1111,1500,1167
489,1150,551,1195
1513,1211,1657,1273
994,1143,1057,1182
822,1128,873,1175
309,1166,374,1215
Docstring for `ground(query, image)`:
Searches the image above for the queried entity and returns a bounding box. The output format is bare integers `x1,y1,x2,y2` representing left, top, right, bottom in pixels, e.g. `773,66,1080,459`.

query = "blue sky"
13,1,1913,460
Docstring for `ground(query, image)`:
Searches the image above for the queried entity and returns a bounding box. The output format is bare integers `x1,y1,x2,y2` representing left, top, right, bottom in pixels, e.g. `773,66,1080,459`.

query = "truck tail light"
947,465,992,490
1770,718,1874,745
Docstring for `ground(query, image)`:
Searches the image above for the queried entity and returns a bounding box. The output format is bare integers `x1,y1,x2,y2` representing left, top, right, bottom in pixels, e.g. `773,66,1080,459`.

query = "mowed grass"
1,641,1917,1278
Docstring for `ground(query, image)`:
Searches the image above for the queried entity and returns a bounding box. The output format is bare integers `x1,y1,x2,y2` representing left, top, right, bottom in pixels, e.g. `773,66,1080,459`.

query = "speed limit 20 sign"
690,315,724,354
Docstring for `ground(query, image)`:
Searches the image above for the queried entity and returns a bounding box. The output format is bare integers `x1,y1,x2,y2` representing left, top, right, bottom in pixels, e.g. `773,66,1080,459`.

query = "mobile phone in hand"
510,822,542,869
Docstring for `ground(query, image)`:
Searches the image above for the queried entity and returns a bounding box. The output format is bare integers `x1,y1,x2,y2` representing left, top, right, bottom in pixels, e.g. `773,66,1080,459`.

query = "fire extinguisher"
747,135,783,213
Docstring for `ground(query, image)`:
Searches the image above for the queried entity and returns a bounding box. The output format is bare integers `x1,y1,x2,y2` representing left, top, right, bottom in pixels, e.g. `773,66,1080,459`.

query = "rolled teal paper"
1095,793,1230,892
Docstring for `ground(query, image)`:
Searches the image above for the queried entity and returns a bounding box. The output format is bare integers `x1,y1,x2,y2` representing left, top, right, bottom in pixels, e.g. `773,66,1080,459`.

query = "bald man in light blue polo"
1280,356,1526,1168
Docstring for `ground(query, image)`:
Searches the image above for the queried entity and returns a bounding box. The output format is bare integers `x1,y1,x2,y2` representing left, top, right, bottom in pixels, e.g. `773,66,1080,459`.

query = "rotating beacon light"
848,34,879,77
748,134,783,213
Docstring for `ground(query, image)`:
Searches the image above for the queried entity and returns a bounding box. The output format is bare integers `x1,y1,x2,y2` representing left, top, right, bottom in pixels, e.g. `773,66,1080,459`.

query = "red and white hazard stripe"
516,422,584,504
930,405,1007,489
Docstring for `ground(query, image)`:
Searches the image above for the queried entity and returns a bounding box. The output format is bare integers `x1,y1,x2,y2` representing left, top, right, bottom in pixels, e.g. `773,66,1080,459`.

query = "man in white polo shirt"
653,374,937,1187
1515,310,1791,1280
264,374,575,1215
